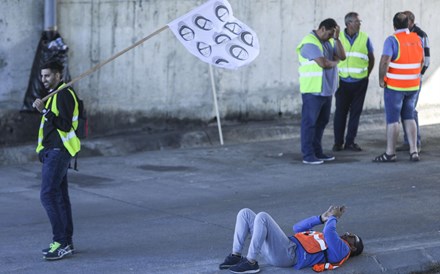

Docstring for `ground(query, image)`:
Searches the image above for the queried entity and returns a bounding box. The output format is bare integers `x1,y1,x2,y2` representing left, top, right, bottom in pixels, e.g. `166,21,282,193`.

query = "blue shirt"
289,216,350,270
300,31,339,96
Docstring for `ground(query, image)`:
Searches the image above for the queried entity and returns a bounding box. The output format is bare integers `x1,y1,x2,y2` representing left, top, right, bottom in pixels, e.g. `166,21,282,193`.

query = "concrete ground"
1,110,440,274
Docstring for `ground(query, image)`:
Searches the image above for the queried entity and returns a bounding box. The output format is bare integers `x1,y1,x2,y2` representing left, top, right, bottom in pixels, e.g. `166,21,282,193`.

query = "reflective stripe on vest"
294,231,327,254
296,34,333,94
294,231,350,272
338,31,369,79
312,249,350,272
385,32,423,91
36,87,81,157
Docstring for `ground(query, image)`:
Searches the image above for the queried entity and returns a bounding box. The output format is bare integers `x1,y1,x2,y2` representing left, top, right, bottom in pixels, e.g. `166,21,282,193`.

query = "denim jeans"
384,88,418,124
232,208,297,267
333,78,368,145
40,148,73,245
301,94,332,160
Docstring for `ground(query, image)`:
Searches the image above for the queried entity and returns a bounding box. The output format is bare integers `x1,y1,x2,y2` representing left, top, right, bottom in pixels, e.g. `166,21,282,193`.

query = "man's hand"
320,205,336,222
32,99,45,113
333,25,341,39
321,205,346,222
331,205,346,218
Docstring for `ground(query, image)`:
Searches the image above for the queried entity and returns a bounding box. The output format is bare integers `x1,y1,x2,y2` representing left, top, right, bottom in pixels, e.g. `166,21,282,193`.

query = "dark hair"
350,235,364,257
41,60,64,74
319,18,337,30
345,12,359,26
403,10,415,23
393,12,408,29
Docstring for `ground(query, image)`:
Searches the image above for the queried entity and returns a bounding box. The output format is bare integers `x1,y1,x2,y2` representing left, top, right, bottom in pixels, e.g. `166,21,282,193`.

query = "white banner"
168,0,260,70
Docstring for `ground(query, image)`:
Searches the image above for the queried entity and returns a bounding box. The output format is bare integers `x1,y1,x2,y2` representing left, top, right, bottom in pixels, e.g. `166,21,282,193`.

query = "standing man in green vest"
297,19,346,165
32,61,81,260
333,12,375,152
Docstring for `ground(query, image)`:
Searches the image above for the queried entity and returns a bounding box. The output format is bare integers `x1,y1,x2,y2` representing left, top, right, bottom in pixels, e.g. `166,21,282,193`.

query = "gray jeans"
232,208,297,267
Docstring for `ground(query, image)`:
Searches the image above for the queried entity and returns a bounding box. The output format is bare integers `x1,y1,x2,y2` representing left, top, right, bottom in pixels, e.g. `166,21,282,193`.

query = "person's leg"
401,85,421,148
386,122,399,155
346,79,368,145
301,94,322,161
247,212,297,267
60,173,74,246
40,149,72,246
401,91,419,155
374,88,402,162
232,208,256,254
313,96,332,157
403,119,417,153
333,82,350,146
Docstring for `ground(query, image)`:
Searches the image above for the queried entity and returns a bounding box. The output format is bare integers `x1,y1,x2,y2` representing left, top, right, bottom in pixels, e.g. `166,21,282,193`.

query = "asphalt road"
1,121,439,274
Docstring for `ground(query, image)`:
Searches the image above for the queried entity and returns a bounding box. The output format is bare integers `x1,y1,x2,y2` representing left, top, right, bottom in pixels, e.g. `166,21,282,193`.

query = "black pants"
333,78,369,146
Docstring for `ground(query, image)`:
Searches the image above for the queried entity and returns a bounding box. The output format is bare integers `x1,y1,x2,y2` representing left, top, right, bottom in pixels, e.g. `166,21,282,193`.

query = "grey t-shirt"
300,32,339,96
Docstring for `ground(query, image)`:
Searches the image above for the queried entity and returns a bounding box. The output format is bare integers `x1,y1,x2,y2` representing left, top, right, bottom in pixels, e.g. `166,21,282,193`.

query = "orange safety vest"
385,31,423,91
294,231,351,272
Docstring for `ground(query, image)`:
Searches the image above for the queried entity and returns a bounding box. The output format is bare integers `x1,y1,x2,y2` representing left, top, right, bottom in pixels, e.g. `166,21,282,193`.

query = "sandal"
373,152,396,163
409,152,420,162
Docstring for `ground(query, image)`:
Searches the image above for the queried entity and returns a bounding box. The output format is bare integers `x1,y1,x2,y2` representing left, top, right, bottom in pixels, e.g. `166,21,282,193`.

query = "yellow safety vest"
338,31,369,79
297,34,334,93
36,86,81,157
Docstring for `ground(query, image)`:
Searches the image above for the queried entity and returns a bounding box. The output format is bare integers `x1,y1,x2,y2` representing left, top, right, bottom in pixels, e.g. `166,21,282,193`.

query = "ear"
350,245,357,252
55,72,62,81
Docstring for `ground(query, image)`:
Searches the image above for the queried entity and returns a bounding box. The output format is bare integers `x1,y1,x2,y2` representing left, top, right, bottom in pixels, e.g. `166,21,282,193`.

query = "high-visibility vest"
36,86,81,157
338,31,369,79
385,31,423,91
294,231,351,272
296,34,335,94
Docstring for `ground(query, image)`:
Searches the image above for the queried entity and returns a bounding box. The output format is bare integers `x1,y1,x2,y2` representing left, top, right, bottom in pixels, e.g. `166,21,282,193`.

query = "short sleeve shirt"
300,31,339,96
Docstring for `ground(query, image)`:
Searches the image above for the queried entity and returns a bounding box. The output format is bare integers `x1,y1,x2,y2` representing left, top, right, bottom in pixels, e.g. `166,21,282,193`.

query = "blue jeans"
384,88,418,124
301,94,332,160
333,78,368,145
40,148,73,245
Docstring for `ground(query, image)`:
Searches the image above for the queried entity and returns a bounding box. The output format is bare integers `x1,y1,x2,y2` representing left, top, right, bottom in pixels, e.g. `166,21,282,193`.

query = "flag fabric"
168,0,260,70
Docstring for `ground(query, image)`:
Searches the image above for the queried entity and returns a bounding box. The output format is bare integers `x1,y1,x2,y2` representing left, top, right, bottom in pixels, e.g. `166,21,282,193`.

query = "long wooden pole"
42,25,169,101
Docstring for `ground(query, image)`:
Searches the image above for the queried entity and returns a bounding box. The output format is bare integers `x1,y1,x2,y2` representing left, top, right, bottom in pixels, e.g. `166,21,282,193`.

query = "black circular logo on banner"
214,34,232,44
215,5,230,22
240,31,255,47
229,45,249,60
194,16,214,31
224,22,243,35
197,42,212,57
213,57,230,66
179,25,195,41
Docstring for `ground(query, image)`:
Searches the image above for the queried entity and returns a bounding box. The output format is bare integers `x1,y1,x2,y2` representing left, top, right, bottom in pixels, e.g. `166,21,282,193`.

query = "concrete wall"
1,0,439,128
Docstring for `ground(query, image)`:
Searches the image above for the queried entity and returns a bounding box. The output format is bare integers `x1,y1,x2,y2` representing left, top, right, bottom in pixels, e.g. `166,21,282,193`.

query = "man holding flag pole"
31,0,259,259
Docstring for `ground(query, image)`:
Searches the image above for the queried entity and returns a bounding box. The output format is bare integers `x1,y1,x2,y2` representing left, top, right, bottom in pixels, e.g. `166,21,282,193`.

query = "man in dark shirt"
33,61,81,260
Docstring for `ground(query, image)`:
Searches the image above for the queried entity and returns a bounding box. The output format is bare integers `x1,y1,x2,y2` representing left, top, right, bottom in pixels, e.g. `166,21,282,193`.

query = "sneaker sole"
230,269,260,274
43,250,75,255
44,249,73,260
302,160,324,165
219,265,235,270
318,157,335,161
